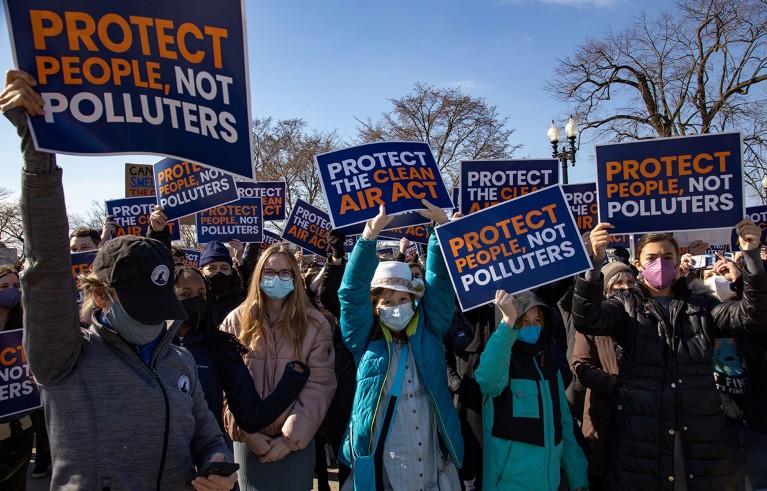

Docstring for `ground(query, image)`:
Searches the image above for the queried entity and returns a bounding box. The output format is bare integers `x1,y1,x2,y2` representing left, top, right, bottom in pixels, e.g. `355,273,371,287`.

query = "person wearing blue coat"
338,202,463,491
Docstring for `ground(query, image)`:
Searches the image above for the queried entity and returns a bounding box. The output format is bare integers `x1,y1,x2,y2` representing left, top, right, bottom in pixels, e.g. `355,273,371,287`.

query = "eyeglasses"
262,269,294,280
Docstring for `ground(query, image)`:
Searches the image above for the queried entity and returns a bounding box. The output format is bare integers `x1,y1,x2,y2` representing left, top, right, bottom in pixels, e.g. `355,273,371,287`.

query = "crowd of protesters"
1,68,767,491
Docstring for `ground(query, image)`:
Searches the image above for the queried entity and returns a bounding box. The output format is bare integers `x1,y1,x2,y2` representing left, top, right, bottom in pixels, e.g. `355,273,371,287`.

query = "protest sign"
196,200,262,243
674,230,732,255
315,141,453,229
451,187,459,214
377,247,394,257
236,181,286,220
563,183,599,234
0,329,42,419
336,212,429,238
596,132,744,233
281,199,334,257
376,225,430,244
154,159,238,220
436,186,591,311
459,159,558,214
106,197,180,240
405,243,421,262
260,229,283,249
181,248,201,267
731,205,767,250
5,0,254,179
125,163,155,197
71,250,97,307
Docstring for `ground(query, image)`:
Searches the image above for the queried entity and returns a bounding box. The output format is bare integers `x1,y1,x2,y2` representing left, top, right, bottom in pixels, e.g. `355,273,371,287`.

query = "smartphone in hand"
188,461,239,484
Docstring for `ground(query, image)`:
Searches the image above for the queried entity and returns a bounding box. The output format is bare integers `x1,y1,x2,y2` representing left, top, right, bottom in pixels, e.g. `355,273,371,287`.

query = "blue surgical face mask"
260,277,294,300
517,325,542,344
0,288,21,309
378,302,414,333
104,293,165,346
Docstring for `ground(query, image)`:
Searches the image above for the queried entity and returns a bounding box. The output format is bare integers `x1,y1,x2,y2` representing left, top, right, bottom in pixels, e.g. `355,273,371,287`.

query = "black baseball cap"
93,236,186,324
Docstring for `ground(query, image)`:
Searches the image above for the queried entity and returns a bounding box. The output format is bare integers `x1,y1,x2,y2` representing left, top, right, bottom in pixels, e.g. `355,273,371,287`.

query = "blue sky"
0,0,669,217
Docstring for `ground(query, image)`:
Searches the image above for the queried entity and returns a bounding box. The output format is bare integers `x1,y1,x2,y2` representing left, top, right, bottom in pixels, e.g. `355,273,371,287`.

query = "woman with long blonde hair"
220,243,336,490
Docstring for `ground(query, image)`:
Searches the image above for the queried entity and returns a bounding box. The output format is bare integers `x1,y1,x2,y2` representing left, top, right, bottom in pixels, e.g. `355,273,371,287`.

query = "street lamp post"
548,117,579,185
761,175,767,203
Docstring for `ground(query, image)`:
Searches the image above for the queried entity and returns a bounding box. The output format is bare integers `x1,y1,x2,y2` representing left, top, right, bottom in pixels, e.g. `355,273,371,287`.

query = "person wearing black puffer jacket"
572,222,767,491
172,266,310,443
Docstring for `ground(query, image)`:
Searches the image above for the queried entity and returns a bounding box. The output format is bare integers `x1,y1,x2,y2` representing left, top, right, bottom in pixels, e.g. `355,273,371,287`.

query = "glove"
328,229,346,260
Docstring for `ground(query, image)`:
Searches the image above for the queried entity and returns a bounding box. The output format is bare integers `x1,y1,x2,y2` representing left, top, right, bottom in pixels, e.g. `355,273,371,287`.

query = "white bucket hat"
371,261,418,295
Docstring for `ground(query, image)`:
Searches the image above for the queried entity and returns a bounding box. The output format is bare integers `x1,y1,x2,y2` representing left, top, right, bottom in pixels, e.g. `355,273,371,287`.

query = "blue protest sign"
377,247,394,257
71,250,97,307
106,197,180,240
153,159,238,220
563,183,599,234
335,211,429,238
315,141,453,229
459,159,558,214
236,181,287,220
4,0,254,179
596,132,744,233
405,243,421,263
260,230,283,250
451,187,459,214
435,186,592,311
731,206,767,250
376,225,431,245
180,248,201,268
195,200,262,243
0,329,42,419
281,199,334,257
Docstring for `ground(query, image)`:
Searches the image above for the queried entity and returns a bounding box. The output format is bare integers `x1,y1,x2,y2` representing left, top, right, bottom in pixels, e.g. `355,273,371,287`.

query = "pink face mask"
641,258,677,290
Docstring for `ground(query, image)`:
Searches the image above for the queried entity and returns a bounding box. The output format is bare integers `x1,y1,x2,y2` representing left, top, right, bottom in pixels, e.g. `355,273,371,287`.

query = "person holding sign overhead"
572,220,767,490
338,201,463,491
475,290,588,491
2,69,237,491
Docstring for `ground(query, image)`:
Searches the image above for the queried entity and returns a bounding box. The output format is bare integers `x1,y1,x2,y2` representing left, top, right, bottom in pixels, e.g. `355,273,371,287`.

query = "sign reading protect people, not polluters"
436,185,592,311
0,329,42,419
106,197,180,240
4,0,254,179
315,141,453,230
195,199,263,244
153,158,239,220
596,132,744,234
459,159,558,214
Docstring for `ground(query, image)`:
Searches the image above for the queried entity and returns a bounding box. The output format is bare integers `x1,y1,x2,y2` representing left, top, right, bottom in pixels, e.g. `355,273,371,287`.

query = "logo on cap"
151,265,170,286
178,375,190,393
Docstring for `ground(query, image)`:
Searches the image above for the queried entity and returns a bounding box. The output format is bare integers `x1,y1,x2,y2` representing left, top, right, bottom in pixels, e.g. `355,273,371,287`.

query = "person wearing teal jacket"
475,290,588,491
338,202,463,491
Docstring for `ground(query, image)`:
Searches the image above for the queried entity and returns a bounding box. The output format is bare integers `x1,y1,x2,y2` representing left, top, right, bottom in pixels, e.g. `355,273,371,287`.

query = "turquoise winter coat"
475,322,588,491
338,234,464,469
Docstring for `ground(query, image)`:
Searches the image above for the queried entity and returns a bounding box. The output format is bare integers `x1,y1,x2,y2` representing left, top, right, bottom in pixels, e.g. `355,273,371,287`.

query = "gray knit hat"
602,262,633,295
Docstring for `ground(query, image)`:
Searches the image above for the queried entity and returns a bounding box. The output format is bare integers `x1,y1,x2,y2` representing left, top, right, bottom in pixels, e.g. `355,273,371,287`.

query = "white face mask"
705,275,735,302
411,278,425,298
378,302,415,332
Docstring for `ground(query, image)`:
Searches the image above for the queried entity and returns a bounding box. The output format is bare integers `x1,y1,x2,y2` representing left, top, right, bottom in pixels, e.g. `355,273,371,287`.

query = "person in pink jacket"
220,243,336,490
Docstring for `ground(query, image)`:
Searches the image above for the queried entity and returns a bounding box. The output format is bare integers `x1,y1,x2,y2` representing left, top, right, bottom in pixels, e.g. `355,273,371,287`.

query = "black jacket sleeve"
222,356,310,434
147,225,172,252
318,261,345,321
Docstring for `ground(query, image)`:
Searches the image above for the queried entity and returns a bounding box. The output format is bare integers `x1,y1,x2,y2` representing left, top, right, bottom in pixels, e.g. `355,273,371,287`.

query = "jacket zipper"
533,360,553,490
152,368,171,491
368,339,392,454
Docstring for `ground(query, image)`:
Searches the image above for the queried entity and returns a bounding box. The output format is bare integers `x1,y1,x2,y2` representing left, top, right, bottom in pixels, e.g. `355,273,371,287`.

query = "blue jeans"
728,419,767,491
